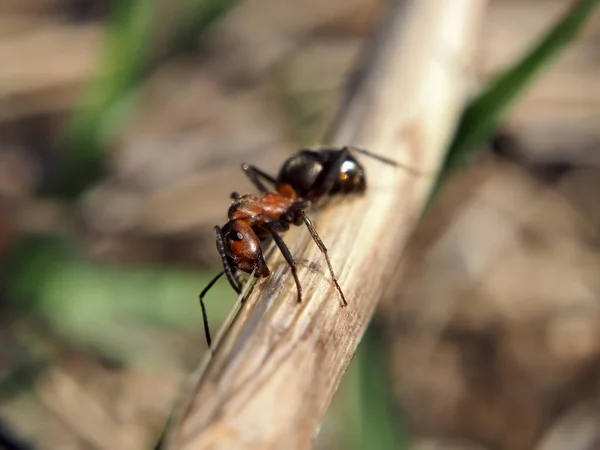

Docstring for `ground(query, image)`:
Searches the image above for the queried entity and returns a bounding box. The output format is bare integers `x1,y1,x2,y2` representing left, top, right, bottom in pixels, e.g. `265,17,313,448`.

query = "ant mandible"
199,146,420,347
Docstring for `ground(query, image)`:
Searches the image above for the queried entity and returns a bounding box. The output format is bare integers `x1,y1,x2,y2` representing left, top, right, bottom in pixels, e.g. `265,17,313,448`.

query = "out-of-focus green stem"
53,0,243,200
55,0,156,198
355,321,410,450
5,235,234,346
429,0,599,203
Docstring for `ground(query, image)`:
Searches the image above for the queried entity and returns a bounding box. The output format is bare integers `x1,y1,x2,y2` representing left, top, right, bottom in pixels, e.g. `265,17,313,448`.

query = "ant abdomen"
277,149,366,200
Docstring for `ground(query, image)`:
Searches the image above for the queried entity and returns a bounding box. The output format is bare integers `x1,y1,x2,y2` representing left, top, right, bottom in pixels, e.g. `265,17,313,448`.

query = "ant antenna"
304,144,426,176
349,146,424,176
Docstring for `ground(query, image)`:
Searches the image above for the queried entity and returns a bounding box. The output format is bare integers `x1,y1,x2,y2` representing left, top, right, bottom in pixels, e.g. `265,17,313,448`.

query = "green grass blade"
5,235,235,353
355,321,410,450
430,0,599,201
53,0,243,199
55,0,157,198
170,0,244,53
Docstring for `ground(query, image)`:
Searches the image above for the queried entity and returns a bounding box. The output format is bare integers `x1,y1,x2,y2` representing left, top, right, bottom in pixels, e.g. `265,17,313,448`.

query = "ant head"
221,220,269,277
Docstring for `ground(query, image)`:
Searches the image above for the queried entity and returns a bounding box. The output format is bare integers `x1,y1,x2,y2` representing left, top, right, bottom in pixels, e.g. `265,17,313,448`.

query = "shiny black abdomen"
276,149,366,200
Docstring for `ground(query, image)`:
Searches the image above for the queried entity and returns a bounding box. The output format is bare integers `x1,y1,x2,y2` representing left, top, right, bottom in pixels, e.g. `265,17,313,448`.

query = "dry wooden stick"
164,1,487,448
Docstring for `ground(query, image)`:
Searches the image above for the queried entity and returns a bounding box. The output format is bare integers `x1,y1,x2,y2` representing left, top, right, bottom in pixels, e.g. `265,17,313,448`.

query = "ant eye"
230,232,244,241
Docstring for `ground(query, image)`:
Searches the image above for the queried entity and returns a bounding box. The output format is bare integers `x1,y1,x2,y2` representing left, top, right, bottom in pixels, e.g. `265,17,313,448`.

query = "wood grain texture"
164,1,487,448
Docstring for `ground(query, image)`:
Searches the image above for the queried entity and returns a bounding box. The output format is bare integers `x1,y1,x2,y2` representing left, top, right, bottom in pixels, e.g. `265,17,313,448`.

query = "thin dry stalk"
164,0,487,448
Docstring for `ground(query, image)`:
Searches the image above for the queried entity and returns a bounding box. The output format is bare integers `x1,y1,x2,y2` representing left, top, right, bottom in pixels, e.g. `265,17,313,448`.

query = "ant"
199,146,420,347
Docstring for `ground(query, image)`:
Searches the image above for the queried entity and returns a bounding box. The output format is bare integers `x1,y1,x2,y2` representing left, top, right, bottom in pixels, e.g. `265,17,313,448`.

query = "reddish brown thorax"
223,184,300,278
228,191,297,225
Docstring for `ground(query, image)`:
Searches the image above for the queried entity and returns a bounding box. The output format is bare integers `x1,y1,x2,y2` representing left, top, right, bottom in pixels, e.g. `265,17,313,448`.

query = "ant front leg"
199,271,225,348
241,164,279,194
198,266,246,349
294,209,347,307
215,226,242,294
262,221,303,303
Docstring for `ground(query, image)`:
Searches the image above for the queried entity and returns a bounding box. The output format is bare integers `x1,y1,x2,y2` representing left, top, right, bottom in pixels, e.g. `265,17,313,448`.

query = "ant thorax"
228,192,296,225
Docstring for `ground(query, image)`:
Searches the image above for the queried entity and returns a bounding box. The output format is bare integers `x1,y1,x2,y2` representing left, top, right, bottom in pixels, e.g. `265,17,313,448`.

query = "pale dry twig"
164,1,488,448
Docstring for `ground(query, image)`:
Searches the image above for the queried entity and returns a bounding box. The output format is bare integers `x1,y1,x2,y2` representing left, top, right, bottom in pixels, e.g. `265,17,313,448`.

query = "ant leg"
199,271,225,348
215,226,242,294
263,220,290,233
241,164,279,193
263,223,302,303
349,146,422,176
297,210,347,307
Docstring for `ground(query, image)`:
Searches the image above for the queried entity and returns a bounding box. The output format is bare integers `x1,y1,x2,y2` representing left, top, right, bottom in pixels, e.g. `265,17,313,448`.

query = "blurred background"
1,0,600,449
